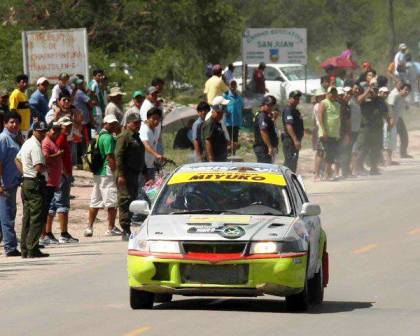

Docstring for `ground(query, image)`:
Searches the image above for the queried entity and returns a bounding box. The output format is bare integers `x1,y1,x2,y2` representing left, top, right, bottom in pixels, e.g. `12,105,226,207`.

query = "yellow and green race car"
128,162,328,311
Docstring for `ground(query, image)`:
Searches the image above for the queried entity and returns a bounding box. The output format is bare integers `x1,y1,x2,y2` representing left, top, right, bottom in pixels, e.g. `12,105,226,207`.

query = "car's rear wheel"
130,288,154,309
308,261,324,305
285,274,309,312
154,293,173,303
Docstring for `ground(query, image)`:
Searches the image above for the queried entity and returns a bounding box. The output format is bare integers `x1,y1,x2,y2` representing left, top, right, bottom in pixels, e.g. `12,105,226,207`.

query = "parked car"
226,61,321,104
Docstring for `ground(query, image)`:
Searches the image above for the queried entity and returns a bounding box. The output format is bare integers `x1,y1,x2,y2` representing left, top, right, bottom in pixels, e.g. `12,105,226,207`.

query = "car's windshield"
280,66,318,80
153,181,293,216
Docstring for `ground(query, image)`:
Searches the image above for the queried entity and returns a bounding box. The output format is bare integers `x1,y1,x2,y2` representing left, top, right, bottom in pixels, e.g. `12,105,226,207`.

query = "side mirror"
300,202,321,217
129,200,150,215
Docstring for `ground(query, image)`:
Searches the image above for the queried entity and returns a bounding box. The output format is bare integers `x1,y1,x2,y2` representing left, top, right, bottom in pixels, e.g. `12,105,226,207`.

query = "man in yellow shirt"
9,74,31,133
204,64,229,104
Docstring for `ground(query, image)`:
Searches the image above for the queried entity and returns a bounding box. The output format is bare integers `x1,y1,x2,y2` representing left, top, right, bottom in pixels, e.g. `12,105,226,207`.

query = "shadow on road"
155,298,373,314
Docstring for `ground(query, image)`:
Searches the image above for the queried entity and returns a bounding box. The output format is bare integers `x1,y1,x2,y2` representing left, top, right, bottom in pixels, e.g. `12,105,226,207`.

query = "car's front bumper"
127,252,307,297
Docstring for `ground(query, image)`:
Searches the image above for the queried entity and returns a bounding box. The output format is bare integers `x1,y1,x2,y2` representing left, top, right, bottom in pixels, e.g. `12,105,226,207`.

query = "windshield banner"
168,171,286,186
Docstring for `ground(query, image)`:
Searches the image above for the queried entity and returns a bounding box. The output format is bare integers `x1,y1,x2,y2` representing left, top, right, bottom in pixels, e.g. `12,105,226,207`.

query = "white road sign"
243,28,307,65
22,28,89,84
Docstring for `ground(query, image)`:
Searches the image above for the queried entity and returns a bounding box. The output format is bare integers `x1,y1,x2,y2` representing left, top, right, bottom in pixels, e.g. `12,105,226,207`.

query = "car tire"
130,288,154,309
308,261,324,305
285,274,309,312
154,293,173,303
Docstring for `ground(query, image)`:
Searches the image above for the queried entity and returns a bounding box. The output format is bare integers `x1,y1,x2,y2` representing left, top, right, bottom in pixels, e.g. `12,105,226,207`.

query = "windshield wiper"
169,209,222,214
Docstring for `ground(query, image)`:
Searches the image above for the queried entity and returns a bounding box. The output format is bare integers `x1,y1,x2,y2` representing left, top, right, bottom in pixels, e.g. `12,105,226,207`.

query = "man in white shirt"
15,121,48,258
139,107,167,180
394,43,408,81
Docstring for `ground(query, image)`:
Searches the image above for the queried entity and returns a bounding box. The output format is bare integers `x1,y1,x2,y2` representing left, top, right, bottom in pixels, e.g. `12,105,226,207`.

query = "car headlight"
137,240,180,254
250,239,304,254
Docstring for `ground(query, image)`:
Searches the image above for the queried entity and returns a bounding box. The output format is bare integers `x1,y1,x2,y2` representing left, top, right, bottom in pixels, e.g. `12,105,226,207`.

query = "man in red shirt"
39,122,63,245
46,116,79,243
253,62,267,96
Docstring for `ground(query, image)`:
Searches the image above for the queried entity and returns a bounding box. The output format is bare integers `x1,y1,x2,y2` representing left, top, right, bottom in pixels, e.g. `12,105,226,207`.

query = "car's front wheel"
130,288,154,309
285,275,309,312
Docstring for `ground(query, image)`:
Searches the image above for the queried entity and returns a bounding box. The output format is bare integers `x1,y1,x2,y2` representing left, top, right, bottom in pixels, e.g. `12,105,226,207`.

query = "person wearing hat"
253,95,278,163
39,121,64,245
204,64,229,105
281,91,304,172
15,121,49,258
48,72,72,108
318,87,341,179
9,74,31,134
355,83,391,175
29,77,50,123
86,114,122,238
394,43,408,81
200,96,229,162
0,112,23,256
45,116,79,244
122,90,144,127
105,87,126,125
115,113,145,240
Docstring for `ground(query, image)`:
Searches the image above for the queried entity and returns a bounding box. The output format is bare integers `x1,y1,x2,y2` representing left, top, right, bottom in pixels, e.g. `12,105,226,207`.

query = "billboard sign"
243,28,307,65
22,28,89,84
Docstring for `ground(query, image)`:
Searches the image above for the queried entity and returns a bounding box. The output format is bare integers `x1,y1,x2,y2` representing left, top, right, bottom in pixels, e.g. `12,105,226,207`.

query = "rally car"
127,162,328,311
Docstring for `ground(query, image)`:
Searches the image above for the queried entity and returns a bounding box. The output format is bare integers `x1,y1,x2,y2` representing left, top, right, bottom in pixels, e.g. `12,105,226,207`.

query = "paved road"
1,160,420,336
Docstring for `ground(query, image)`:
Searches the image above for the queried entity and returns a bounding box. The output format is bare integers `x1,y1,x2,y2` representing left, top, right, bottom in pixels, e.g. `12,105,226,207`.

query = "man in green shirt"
115,113,145,240
85,114,122,237
318,87,341,179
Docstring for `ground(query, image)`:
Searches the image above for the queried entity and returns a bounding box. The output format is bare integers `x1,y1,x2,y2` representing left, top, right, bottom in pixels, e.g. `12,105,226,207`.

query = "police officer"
15,121,48,258
115,113,145,240
201,96,229,162
281,90,304,172
253,95,278,163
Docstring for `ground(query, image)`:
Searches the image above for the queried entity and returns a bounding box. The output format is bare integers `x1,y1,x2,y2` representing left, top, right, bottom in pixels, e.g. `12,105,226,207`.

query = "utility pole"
389,0,396,60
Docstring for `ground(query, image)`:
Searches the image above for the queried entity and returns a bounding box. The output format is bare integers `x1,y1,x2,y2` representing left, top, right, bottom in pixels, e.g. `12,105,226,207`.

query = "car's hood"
286,79,320,94
145,214,295,241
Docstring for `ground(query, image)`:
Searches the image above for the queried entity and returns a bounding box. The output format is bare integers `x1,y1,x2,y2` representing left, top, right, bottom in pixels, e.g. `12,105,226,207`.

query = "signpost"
22,28,89,84
242,28,308,96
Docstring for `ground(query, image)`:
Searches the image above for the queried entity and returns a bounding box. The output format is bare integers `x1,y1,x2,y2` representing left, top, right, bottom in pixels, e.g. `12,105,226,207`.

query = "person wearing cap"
29,77,50,123
139,86,159,123
46,116,79,244
201,97,229,162
394,43,408,81
105,87,126,125
355,83,391,175
15,121,49,258
9,74,30,134
281,91,304,172
384,83,411,165
253,95,278,163
192,101,211,162
86,114,122,238
318,87,341,179
115,113,145,240
39,122,64,245
204,64,229,105
48,72,72,108
122,90,144,127
223,79,244,154
252,62,267,97
0,112,23,256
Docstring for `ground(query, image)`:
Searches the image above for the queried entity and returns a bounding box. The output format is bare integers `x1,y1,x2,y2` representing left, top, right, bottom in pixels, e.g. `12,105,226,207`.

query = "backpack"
82,134,104,174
